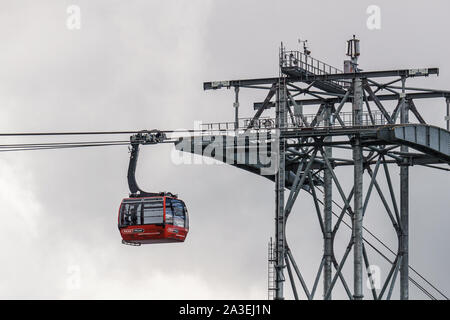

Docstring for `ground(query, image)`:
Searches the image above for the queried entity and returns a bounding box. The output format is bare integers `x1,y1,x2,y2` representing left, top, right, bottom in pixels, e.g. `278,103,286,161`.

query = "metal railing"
280,50,347,88
199,117,274,135
199,111,387,135
299,111,387,127
200,121,236,133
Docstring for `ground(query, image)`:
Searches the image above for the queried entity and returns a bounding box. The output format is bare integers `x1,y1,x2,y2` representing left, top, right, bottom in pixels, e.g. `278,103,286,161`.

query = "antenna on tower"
344,35,360,73
346,35,360,60
298,39,311,56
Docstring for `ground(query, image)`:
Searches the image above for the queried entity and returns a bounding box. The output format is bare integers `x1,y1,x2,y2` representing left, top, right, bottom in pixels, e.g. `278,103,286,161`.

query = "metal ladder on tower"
268,237,277,300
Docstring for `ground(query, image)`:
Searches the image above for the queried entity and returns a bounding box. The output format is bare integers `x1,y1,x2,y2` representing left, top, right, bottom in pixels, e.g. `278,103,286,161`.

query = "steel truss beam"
253,91,450,109
203,68,439,90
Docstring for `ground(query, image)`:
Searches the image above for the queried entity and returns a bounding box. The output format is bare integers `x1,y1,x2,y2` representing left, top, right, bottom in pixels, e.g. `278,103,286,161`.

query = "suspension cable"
0,128,235,137
0,140,131,152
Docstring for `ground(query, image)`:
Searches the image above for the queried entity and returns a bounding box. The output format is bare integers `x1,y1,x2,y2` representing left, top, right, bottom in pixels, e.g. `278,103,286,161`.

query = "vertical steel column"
274,80,287,299
446,98,450,131
234,86,240,130
400,78,409,300
323,103,333,299
352,77,364,300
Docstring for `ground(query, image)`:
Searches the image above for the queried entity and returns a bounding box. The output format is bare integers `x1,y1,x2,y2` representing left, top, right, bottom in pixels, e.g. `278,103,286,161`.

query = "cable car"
118,131,189,246
118,196,189,244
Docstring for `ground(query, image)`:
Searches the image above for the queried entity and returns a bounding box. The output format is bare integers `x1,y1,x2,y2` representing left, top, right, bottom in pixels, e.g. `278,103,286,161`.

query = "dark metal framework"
194,39,450,300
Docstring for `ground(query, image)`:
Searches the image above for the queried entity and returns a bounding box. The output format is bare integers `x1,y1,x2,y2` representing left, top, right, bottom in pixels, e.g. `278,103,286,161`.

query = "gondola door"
170,198,188,241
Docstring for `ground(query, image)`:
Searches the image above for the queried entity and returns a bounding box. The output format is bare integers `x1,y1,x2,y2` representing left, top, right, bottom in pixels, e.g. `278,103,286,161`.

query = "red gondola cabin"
118,196,189,245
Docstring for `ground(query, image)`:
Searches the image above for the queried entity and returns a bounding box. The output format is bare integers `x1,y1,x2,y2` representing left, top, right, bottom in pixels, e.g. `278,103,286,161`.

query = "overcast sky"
0,0,449,299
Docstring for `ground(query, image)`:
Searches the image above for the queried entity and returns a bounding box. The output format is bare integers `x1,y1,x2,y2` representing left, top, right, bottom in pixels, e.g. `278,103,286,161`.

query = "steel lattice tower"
174,36,450,300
